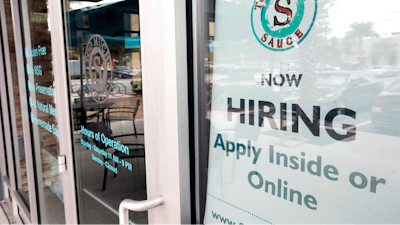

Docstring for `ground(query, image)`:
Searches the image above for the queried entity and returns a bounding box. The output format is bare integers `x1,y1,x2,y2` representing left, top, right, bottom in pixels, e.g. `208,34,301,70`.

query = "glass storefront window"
65,1,146,223
18,0,65,223
198,0,400,223
3,0,30,207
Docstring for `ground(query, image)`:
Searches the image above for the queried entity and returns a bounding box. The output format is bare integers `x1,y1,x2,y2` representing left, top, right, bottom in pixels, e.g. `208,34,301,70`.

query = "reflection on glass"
19,0,65,223
202,0,400,223
66,1,146,223
317,73,349,86
3,0,30,207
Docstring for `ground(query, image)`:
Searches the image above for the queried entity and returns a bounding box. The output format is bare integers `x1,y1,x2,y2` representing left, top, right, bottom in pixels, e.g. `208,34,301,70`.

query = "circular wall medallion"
251,0,317,51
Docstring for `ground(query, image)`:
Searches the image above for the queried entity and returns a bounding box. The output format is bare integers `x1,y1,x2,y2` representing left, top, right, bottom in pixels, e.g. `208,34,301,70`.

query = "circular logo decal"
251,0,317,51
85,34,112,103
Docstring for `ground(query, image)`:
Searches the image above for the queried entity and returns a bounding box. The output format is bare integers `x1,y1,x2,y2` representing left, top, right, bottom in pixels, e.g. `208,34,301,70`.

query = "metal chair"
105,99,142,137
72,99,102,143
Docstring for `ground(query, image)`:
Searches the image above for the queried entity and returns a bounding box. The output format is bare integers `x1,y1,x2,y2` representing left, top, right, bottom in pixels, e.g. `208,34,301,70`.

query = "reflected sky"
71,0,400,38
70,0,125,10
329,0,400,38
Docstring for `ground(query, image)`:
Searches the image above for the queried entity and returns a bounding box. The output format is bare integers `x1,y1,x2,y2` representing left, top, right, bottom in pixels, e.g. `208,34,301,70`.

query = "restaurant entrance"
3,0,400,224
0,0,190,223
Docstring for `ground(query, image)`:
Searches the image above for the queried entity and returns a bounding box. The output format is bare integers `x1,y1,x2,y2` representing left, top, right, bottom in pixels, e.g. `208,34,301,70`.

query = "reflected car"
112,66,135,78
316,71,383,111
382,66,400,78
316,63,340,72
366,65,393,78
371,80,400,129
132,66,142,76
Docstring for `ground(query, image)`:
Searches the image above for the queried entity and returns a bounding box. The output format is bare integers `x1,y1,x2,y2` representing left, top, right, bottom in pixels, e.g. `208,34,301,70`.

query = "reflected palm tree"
346,22,378,65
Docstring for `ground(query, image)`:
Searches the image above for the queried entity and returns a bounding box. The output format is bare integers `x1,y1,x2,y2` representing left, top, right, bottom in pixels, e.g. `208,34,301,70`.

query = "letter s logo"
274,0,292,26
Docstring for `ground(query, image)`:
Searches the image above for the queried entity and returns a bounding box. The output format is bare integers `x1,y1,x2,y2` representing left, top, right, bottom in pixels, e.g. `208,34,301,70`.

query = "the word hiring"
227,98,356,141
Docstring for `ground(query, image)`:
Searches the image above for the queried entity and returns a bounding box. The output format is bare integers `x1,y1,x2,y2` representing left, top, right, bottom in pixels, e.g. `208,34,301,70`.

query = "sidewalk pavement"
0,202,11,225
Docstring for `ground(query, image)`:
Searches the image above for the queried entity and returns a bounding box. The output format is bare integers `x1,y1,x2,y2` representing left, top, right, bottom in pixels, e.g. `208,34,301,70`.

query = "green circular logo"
251,0,317,51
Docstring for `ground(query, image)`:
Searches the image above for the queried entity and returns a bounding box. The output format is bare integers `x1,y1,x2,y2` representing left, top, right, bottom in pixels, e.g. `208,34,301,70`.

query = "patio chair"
73,107,102,128
86,122,145,191
105,99,142,137
72,100,102,143
74,97,103,123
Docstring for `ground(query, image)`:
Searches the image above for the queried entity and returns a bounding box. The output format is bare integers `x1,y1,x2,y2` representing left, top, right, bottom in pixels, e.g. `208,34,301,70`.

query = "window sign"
77,35,141,178
85,35,113,103
204,0,400,223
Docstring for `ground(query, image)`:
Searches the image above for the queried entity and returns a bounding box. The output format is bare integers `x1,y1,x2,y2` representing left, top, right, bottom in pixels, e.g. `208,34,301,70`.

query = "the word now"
261,73,302,87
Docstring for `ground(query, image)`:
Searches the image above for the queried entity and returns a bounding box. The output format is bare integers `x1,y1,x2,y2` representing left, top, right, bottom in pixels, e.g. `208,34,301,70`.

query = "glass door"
0,0,70,223
64,1,146,223
60,0,191,223
0,0,191,222
10,0,66,223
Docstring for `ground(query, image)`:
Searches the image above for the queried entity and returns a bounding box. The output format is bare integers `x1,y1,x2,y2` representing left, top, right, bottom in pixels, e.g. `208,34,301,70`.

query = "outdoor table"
73,101,117,121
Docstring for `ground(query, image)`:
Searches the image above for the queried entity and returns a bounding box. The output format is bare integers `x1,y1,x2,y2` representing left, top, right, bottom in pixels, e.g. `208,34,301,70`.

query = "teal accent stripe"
297,0,318,45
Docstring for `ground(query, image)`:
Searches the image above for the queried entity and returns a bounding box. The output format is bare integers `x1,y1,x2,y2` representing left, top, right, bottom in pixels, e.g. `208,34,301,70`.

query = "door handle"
119,196,164,225
58,155,66,172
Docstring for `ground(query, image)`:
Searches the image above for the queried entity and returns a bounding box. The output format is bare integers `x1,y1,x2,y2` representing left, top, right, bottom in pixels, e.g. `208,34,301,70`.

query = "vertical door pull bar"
119,196,164,225
58,155,66,173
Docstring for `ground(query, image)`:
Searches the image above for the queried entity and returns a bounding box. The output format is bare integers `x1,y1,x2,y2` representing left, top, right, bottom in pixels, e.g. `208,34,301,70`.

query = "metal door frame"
48,1,79,223
0,0,80,223
139,0,191,223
